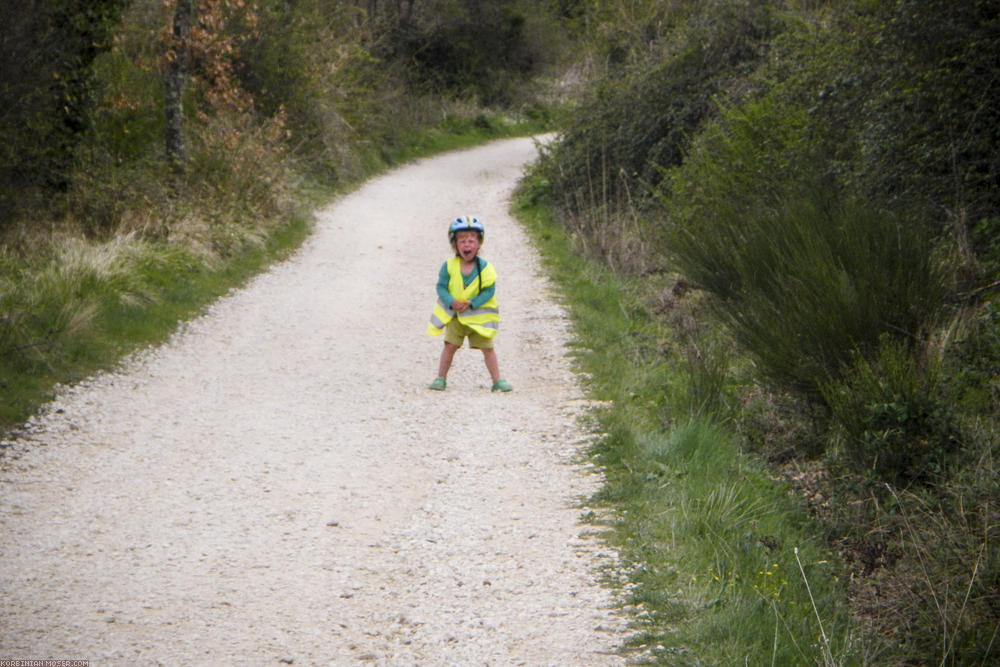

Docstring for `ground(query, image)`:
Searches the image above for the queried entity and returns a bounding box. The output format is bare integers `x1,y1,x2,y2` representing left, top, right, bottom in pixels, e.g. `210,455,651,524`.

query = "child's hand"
453,300,471,312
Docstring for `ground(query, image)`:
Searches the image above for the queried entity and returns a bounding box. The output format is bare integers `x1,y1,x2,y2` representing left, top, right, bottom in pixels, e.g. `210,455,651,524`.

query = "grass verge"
514,183,858,664
378,109,554,164
0,213,311,429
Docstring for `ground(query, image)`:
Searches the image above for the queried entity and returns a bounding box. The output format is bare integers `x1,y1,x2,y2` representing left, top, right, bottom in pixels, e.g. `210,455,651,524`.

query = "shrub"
828,449,1000,664
941,298,1000,410
665,97,950,400
821,335,961,484
375,0,552,106
536,0,784,220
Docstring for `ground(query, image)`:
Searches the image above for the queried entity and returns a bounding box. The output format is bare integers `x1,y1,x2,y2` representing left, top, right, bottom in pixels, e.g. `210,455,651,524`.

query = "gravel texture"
0,137,627,665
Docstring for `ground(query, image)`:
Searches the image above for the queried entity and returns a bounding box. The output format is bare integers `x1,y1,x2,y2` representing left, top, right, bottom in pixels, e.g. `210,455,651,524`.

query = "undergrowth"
517,0,999,662
514,184,857,665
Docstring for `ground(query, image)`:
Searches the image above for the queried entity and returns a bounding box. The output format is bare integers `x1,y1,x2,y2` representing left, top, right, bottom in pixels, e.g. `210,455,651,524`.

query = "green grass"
514,180,858,664
378,109,555,165
0,213,311,429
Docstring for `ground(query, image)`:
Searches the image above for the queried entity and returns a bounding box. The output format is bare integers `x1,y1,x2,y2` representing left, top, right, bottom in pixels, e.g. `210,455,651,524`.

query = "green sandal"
428,377,447,391
491,378,513,392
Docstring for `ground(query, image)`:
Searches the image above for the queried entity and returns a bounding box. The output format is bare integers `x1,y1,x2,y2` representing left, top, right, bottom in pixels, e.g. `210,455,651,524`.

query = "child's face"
455,230,480,261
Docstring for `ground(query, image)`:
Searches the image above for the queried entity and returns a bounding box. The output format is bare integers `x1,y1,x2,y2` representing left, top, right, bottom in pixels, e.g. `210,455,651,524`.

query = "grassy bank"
0,213,311,430
514,187,857,664
0,113,548,435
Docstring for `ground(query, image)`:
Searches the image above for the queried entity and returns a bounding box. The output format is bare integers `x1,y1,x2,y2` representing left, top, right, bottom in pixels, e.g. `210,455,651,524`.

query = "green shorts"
444,318,494,349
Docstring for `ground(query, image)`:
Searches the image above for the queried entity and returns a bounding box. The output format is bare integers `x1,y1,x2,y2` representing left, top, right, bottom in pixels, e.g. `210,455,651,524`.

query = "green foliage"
396,1,537,104
536,0,785,218
230,0,564,186
528,0,1000,659
666,96,950,401
758,0,1000,274
516,191,856,665
3,0,573,238
0,0,131,222
856,1,1000,256
822,434,1000,664
943,299,1000,415
89,48,165,163
821,335,961,484
235,0,377,184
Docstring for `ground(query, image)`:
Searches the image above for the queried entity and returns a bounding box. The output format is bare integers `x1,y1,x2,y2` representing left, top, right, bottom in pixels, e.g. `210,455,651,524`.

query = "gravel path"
0,137,627,665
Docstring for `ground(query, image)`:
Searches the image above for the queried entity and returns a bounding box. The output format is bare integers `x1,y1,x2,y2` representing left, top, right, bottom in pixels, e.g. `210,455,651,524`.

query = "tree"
164,0,193,173
0,0,130,220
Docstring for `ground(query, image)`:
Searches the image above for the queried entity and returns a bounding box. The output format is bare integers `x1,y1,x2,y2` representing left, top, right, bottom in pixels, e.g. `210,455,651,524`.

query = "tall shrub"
235,0,374,183
664,97,950,400
385,0,544,105
820,335,960,483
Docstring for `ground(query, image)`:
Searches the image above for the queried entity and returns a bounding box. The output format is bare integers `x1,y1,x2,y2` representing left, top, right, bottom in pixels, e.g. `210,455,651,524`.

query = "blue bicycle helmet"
448,215,484,242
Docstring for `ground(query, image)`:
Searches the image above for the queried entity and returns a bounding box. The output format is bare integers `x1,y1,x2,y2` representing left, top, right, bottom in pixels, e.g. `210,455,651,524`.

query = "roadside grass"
514,184,857,664
0,214,311,429
0,112,551,435
379,108,554,164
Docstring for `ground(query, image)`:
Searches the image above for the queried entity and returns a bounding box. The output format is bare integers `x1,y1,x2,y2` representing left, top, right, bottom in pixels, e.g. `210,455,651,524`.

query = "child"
427,216,512,392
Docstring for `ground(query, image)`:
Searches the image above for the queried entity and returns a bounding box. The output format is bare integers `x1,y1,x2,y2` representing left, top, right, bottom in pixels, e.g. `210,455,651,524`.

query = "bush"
664,96,950,400
826,438,1000,664
821,335,961,484
857,0,1000,269
536,0,784,220
943,299,1000,415
374,0,553,107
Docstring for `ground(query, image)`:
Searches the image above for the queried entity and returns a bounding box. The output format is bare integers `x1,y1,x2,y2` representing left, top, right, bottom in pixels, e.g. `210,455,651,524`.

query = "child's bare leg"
481,347,501,382
438,342,460,379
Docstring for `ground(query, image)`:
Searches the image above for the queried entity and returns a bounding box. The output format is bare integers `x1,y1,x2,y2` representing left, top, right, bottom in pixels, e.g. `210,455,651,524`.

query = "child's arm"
468,259,495,309
436,262,454,308
437,263,472,311
469,283,495,310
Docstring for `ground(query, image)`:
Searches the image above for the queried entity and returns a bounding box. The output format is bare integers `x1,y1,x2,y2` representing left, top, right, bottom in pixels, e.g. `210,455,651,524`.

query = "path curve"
1,138,626,664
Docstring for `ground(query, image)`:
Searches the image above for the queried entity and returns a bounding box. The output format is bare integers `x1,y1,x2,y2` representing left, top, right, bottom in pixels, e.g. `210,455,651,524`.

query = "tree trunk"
164,0,192,174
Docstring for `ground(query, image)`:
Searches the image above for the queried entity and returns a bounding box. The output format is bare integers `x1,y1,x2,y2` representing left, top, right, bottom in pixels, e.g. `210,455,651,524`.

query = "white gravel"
0,137,628,665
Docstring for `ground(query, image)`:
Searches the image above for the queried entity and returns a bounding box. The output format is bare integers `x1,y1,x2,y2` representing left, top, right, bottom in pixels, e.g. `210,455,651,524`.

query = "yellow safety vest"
427,256,499,339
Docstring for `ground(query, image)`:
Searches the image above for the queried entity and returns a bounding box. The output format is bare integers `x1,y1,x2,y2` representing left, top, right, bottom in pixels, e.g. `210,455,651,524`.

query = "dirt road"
0,138,626,664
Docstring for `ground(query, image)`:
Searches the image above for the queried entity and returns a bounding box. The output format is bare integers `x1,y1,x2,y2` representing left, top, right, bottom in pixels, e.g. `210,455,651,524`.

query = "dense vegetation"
529,0,999,663
2,0,997,663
